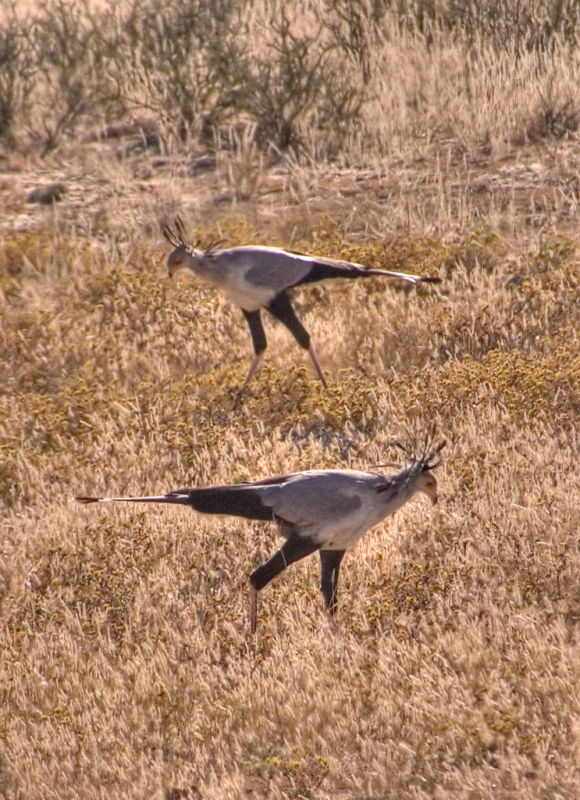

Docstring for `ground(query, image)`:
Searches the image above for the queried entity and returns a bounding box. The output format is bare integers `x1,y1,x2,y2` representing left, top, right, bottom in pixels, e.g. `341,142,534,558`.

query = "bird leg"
250,584,258,635
241,353,263,390
319,549,345,632
267,293,328,388
249,535,320,633
308,344,328,389
241,310,267,391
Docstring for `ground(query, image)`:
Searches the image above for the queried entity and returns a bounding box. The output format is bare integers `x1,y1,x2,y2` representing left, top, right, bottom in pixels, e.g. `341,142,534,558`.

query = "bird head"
166,244,189,278
416,469,438,504
163,217,195,279
387,427,446,505
163,217,224,278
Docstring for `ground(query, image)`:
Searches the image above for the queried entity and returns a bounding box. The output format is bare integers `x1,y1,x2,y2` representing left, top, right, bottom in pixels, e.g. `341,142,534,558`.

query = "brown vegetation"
1,2,579,798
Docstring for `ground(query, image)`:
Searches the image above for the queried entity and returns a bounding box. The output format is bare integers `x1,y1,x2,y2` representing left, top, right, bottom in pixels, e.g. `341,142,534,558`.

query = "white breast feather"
214,270,276,310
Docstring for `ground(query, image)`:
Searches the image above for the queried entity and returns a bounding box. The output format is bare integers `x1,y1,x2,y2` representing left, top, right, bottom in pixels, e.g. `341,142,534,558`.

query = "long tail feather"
363,268,441,284
75,494,192,505
186,486,275,520
76,485,276,521
295,256,440,287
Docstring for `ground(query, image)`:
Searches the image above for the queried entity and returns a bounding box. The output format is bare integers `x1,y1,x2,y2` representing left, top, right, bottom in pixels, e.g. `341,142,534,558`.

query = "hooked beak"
425,486,439,505
429,483,438,505
167,252,183,278
424,480,438,505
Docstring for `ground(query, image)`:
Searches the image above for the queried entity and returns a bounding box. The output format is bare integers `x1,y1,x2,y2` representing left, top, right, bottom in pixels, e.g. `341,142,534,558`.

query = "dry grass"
1,3,580,799
3,0,580,163
1,214,578,799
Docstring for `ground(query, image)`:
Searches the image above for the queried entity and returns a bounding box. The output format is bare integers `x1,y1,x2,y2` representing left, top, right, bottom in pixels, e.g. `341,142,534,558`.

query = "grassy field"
1,2,579,799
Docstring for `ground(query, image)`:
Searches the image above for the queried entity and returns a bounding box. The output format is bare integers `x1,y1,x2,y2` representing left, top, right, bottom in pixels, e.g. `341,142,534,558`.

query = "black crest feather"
162,217,223,256
387,425,446,470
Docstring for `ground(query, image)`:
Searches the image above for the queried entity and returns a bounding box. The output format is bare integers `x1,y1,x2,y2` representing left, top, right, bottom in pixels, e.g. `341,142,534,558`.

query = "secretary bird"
76,436,445,633
163,218,441,389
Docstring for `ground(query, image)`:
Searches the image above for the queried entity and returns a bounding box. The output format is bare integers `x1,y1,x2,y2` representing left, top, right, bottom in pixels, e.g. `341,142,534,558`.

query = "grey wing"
242,249,313,291
260,472,369,530
244,249,368,289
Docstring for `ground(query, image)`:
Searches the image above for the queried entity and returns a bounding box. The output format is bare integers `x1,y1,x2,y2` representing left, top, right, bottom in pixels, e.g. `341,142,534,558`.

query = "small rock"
505,274,524,288
27,182,67,204
188,155,216,176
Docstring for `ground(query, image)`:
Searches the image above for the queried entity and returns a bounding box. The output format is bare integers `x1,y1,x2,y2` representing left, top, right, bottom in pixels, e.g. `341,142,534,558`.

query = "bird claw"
327,614,340,635
241,354,263,392
308,345,328,389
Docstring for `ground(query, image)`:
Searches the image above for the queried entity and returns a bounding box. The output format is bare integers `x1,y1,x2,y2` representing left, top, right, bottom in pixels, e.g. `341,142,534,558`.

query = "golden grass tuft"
1,207,579,799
